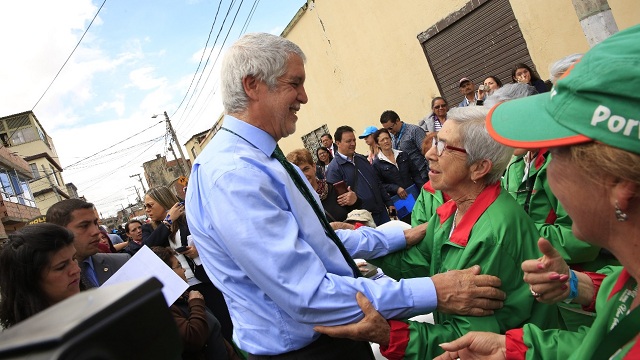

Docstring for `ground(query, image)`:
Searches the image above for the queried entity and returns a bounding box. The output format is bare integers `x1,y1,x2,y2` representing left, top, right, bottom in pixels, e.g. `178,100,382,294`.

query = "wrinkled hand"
403,222,428,247
167,202,185,222
330,222,355,231
432,265,505,316
522,238,570,303
314,292,390,346
434,332,506,360
397,187,407,199
337,187,358,206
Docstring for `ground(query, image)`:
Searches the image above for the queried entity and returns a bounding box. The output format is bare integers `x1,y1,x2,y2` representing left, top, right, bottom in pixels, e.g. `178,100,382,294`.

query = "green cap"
487,24,640,155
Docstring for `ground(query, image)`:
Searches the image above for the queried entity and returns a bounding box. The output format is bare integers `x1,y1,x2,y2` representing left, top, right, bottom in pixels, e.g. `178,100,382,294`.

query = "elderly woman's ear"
469,159,493,183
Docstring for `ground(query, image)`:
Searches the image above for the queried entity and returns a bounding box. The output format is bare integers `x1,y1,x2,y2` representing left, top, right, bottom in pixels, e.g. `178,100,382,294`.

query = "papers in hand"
102,245,188,306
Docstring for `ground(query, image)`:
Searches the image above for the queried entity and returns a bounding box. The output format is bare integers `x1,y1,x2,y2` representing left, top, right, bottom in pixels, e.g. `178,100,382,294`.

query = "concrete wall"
276,0,638,154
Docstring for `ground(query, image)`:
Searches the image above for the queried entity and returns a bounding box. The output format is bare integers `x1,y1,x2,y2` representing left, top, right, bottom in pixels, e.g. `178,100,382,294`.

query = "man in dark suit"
46,199,130,289
320,133,339,158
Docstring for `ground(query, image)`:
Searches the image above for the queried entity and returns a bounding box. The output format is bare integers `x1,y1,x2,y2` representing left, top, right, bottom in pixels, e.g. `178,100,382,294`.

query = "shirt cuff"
402,276,437,314
373,225,407,252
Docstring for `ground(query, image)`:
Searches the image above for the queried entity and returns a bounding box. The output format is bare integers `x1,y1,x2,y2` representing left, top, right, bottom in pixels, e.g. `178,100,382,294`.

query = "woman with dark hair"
483,75,502,93
151,246,241,360
418,97,448,133
143,186,233,343
0,223,80,328
371,128,426,223
315,146,333,179
122,219,144,256
98,228,117,253
511,63,548,94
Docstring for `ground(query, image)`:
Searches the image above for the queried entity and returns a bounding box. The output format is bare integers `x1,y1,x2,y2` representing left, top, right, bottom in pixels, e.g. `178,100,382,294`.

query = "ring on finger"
530,289,542,298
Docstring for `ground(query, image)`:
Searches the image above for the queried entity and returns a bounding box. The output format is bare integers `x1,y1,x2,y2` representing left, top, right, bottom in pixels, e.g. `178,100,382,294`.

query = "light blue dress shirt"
186,115,437,355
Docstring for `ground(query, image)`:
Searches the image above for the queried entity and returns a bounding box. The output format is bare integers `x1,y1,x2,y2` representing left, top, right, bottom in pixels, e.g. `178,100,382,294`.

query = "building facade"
273,0,637,154
0,145,41,238
142,154,191,189
0,111,70,214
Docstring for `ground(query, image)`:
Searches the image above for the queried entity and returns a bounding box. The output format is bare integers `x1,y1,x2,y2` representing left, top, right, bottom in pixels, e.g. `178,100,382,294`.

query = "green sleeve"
368,217,435,280
402,316,504,359
411,188,433,227
520,324,591,360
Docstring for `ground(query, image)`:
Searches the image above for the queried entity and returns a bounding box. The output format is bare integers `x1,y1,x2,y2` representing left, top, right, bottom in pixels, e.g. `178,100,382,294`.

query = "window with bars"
301,124,330,162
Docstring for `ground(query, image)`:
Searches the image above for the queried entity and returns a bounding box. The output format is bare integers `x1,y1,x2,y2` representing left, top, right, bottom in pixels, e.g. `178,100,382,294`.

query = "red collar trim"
435,182,502,246
534,148,549,170
423,181,436,194
423,181,451,202
608,268,632,300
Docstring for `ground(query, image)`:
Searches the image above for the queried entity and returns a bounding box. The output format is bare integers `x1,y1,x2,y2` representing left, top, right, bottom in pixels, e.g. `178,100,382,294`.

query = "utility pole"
571,0,618,47
130,173,147,193
168,143,187,177
41,164,62,202
126,186,142,204
162,111,189,177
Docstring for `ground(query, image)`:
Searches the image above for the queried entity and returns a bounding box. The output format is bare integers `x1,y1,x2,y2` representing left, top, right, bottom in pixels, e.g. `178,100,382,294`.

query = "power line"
175,0,246,134
31,0,108,111
173,0,239,128
179,0,260,137
63,120,163,170
169,0,225,119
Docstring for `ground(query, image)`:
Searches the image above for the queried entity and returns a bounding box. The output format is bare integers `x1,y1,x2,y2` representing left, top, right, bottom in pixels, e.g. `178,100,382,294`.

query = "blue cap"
358,126,378,139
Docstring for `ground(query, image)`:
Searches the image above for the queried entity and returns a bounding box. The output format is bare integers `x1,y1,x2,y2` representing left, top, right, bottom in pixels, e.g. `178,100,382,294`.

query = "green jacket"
507,266,639,359
410,181,448,227
370,183,558,359
503,151,619,330
502,151,610,270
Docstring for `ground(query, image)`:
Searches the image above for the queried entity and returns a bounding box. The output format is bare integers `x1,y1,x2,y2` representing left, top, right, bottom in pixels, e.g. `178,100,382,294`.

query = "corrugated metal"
419,0,539,107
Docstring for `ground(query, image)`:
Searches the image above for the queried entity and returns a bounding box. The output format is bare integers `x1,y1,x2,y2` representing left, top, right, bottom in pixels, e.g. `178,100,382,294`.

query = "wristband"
164,214,173,225
563,270,579,304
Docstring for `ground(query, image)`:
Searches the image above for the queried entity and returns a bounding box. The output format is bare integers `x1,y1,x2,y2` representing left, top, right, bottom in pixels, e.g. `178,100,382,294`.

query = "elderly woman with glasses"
315,106,558,359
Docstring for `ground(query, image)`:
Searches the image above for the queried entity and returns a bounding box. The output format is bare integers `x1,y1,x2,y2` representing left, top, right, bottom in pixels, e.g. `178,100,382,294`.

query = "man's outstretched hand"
432,265,505,316
313,292,390,346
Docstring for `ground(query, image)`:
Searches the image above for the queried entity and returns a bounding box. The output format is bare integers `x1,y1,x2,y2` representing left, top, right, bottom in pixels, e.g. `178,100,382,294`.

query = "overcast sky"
0,0,304,217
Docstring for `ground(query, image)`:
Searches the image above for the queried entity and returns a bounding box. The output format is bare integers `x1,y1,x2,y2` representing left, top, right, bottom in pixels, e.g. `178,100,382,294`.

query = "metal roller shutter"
418,0,540,106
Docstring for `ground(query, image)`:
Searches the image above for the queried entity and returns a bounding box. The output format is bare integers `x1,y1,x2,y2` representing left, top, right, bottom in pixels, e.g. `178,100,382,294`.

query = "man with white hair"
186,33,505,359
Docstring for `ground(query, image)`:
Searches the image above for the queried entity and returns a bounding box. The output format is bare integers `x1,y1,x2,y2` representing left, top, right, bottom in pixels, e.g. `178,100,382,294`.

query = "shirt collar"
223,115,277,157
84,257,96,271
435,182,502,247
377,149,401,162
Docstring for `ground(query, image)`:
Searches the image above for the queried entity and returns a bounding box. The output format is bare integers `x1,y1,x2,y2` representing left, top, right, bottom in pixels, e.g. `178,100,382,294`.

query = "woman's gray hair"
447,107,513,185
221,33,306,114
484,83,537,108
549,53,582,84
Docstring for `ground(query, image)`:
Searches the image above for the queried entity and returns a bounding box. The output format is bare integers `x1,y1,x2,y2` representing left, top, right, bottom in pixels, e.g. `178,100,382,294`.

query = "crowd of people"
0,24,638,360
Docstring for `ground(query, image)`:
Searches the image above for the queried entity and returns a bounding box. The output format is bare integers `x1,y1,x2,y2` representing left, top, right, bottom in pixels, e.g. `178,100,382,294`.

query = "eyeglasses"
433,105,448,109
384,122,397,131
432,137,467,156
144,203,155,209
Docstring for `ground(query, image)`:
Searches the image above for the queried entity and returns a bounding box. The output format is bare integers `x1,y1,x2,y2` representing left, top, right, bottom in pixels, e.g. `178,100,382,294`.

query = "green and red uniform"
505,266,640,359
369,183,558,359
410,181,449,227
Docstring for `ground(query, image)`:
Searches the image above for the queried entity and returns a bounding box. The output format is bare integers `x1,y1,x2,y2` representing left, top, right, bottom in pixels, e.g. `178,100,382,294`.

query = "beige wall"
277,0,637,155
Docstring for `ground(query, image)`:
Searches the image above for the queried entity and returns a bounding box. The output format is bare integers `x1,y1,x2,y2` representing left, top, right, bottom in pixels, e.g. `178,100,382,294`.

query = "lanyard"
393,123,406,149
593,277,639,359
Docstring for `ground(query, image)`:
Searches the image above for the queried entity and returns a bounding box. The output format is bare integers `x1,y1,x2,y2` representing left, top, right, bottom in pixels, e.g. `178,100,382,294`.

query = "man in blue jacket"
326,126,395,226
